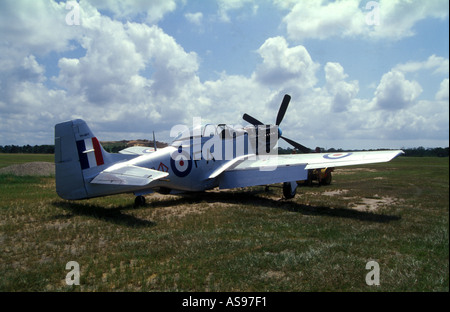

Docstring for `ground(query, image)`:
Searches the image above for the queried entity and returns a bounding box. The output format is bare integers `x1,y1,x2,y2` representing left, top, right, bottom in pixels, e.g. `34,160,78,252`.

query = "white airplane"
55,94,403,206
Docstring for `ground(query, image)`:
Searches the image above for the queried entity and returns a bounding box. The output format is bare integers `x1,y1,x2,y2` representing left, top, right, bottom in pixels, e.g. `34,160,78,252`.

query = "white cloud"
185,12,203,26
281,0,366,41
369,0,449,40
254,36,319,89
87,0,177,24
55,19,146,104
216,0,257,22
279,0,449,41
21,55,45,79
0,0,80,55
0,1,204,144
0,0,447,149
394,55,449,75
372,97,449,141
324,62,359,112
374,70,423,110
51,3,203,123
435,78,449,101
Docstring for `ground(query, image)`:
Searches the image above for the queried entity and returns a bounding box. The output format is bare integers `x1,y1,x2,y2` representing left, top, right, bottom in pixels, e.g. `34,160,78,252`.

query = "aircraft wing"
217,150,403,189
217,155,309,189
276,150,405,170
91,164,168,186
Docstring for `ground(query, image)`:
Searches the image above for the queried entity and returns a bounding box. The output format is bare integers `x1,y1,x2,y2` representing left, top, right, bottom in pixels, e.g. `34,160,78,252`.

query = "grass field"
0,154,54,169
0,154,448,291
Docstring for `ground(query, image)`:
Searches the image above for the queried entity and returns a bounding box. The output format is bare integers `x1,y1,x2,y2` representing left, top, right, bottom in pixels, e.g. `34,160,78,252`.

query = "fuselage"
123,123,280,193
55,119,283,200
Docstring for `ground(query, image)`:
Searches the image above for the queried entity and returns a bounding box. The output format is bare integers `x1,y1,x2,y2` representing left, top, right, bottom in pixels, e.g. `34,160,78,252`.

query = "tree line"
0,144,55,154
0,144,448,157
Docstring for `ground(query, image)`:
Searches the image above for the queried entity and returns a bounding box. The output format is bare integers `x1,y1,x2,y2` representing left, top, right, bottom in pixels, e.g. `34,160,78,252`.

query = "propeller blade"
281,136,311,153
244,94,309,153
275,94,291,126
153,131,157,151
243,113,264,126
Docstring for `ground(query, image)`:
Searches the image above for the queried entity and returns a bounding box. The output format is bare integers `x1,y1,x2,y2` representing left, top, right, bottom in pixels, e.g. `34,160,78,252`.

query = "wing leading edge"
300,150,404,169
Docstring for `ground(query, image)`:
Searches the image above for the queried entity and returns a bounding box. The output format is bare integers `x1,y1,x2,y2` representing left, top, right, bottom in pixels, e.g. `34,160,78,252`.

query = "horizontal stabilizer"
119,146,155,155
91,164,168,186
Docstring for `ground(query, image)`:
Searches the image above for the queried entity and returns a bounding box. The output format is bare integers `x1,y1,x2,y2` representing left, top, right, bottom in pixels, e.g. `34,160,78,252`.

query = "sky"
0,0,448,150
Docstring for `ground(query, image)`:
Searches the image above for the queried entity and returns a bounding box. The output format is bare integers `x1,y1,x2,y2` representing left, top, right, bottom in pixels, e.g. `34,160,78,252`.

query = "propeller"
242,113,263,126
243,94,311,153
152,131,157,151
280,135,310,153
276,94,290,126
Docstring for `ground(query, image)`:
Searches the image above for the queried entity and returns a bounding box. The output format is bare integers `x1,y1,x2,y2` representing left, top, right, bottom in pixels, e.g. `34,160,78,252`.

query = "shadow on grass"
152,189,402,224
52,201,156,228
52,188,401,226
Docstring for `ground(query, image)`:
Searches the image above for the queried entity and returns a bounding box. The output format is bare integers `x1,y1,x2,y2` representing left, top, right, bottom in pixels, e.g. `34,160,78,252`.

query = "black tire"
134,195,146,207
283,182,296,199
321,172,332,185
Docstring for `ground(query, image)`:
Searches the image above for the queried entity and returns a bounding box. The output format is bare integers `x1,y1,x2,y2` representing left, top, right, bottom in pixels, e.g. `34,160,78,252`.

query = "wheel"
283,182,296,199
134,195,146,207
321,172,332,185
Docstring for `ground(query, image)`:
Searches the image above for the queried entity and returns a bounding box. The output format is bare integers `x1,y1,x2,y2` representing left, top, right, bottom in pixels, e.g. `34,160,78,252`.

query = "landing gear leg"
283,182,297,199
134,195,146,207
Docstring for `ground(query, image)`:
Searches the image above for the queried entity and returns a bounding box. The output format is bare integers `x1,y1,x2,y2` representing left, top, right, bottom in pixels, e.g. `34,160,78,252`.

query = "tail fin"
55,119,110,200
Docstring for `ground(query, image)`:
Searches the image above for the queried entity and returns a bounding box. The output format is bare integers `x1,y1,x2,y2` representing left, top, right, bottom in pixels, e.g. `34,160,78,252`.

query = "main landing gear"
283,182,297,199
134,195,146,207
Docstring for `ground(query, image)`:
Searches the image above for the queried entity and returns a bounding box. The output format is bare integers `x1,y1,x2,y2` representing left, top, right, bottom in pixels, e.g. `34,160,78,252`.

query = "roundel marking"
323,152,353,159
170,149,192,177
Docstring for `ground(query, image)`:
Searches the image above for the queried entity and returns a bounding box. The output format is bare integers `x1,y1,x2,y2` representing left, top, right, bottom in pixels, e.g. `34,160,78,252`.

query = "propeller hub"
278,127,282,138
243,94,310,153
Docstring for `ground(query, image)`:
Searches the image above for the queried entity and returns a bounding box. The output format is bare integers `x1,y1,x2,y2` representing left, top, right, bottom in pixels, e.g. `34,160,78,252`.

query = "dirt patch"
322,189,349,196
0,162,54,176
153,203,210,220
146,193,212,220
316,189,399,212
347,196,398,212
333,168,379,175
262,270,286,280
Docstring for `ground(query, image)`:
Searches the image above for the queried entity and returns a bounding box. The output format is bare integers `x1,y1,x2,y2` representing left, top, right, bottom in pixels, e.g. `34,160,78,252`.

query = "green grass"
0,156,448,291
0,154,54,168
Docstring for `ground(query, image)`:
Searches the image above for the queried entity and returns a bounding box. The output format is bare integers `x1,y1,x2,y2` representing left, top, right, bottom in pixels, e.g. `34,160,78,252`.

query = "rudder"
55,119,108,200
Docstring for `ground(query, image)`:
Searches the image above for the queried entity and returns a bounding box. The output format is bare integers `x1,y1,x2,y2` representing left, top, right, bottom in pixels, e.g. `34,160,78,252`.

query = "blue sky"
0,0,448,150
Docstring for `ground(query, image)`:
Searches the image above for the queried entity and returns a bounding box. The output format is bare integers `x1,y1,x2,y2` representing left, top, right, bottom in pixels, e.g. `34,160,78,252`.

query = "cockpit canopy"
171,124,248,146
